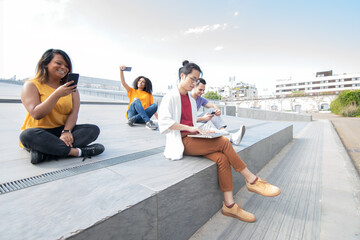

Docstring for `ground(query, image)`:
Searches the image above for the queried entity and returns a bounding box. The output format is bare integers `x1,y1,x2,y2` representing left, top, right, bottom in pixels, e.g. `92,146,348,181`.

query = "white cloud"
234,11,239,16
214,46,224,51
183,23,228,35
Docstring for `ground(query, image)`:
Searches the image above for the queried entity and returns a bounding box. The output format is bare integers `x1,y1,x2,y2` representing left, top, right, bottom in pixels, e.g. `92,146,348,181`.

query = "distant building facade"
78,76,124,91
218,81,258,101
276,70,360,96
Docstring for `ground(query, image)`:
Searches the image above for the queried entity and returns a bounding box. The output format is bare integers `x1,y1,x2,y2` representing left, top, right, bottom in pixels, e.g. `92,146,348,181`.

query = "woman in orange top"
119,66,158,130
20,49,104,164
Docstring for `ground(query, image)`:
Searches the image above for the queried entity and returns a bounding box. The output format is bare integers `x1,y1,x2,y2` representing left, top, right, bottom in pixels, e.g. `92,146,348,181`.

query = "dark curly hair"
133,76,153,94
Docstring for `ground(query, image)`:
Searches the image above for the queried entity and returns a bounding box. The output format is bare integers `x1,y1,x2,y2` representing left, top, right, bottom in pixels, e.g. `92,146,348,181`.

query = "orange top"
20,79,73,131
126,87,154,119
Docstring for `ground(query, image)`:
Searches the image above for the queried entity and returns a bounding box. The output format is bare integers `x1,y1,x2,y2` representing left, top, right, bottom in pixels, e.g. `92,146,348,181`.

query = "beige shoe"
246,178,281,197
221,202,256,222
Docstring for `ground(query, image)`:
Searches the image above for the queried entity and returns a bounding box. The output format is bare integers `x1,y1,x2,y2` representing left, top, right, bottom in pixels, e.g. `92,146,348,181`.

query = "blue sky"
1,0,360,94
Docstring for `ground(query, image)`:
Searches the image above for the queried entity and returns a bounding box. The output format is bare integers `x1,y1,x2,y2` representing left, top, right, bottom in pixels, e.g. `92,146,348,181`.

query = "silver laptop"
187,132,229,139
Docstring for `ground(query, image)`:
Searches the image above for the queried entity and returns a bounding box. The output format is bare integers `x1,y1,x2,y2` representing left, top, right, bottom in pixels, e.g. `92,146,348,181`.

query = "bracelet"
62,129,71,134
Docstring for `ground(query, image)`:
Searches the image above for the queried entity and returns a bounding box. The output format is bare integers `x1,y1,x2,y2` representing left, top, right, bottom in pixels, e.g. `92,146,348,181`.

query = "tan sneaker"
246,178,281,197
221,202,256,222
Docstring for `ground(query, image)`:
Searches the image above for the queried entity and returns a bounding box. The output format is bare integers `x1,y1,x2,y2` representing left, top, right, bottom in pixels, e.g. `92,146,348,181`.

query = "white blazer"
158,88,198,160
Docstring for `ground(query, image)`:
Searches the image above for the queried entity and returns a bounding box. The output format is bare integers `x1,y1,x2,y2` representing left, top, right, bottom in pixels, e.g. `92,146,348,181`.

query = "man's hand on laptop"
188,126,201,134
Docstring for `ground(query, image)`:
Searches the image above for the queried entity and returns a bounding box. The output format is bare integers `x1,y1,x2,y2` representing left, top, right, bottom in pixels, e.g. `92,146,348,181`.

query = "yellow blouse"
21,79,73,131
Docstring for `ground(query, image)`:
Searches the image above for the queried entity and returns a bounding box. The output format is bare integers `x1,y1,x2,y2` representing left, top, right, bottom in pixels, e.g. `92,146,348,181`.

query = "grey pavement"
190,117,360,239
0,82,293,239
1,82,359,239
313,112,360,175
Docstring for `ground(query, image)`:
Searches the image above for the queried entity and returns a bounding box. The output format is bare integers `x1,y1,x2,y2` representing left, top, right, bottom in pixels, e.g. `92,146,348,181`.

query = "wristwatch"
62,129,71,134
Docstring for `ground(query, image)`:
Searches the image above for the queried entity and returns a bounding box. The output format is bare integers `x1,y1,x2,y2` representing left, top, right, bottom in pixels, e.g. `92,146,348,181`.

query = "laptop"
187,132,229,139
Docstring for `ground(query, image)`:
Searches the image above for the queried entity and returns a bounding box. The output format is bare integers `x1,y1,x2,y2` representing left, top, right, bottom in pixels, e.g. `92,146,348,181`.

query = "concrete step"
190,120,360,240
0,103,293,239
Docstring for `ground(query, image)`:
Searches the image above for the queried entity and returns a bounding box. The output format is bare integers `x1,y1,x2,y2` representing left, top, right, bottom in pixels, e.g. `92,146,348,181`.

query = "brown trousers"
182,136,247,192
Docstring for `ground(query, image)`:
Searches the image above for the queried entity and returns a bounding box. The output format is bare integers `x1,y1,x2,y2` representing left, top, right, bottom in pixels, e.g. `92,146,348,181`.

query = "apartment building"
219,81,258,101
275,70,360,96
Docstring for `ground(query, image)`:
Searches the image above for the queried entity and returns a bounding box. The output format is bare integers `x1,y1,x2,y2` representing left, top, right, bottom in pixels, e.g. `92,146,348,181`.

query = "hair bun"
182,60,189,66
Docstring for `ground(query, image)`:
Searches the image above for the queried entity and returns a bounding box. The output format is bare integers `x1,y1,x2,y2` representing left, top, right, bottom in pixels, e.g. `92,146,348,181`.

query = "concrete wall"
78,87,163,105
225,95,337,113
68,123,293,240
237,107,312,122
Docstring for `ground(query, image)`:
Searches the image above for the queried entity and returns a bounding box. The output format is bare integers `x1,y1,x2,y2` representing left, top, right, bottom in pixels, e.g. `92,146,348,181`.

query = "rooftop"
0,82,359,240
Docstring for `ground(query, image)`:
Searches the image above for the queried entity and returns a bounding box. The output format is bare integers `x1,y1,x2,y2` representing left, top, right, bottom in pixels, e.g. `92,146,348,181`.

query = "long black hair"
133,76,153,94
35,49,72,84
178,60,202,79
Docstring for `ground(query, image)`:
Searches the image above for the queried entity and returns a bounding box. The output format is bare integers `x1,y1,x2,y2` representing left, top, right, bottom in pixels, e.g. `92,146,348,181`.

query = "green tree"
203,91,220,100
330,90,360,117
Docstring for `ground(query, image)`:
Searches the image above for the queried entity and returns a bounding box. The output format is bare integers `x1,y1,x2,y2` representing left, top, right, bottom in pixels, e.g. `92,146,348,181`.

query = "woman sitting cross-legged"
20,49,105,164
119,66,158,130
158,60,281,222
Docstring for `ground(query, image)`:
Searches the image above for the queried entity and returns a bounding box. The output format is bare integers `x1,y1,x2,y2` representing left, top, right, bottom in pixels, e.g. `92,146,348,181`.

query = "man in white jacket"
158,87,197,160
158,60,281,223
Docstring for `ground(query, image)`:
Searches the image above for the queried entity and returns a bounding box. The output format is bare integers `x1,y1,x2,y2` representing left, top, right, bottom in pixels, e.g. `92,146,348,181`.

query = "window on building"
320,103,330,111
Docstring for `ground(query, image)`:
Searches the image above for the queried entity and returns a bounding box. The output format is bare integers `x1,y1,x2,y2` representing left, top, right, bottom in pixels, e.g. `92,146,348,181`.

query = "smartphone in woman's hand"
67,73,79,87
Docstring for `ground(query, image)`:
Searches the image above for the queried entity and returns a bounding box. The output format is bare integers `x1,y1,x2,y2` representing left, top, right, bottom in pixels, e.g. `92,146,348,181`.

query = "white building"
218,81,258,101
276,70,360,96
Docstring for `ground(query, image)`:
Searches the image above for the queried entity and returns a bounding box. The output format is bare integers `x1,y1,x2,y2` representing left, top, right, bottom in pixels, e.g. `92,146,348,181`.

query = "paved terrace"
0,82,359,240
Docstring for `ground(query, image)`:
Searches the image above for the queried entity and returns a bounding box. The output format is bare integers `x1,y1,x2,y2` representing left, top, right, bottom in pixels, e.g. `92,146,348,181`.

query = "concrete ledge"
225,106,236,116
0,100,294,240
237,107,312,122
53,122,292,240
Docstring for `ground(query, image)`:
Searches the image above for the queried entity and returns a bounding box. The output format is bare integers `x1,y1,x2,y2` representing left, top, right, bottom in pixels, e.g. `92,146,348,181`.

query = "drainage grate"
347,148,360,153
0,146,164,195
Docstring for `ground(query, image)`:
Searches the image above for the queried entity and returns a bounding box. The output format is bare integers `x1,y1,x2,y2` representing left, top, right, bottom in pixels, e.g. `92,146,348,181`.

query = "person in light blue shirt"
190,78,245,145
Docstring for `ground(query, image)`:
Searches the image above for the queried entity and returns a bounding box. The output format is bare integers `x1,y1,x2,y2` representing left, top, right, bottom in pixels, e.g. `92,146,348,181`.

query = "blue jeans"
127,99,158,123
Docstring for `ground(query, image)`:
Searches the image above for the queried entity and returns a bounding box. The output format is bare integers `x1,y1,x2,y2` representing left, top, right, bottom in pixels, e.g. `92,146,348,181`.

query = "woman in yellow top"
119,66,158,130
20,49,104,164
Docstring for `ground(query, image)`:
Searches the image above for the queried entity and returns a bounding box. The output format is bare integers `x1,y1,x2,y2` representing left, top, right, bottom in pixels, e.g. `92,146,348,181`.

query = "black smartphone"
67,73,79,87
211,111,216,114
123,67,132,71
